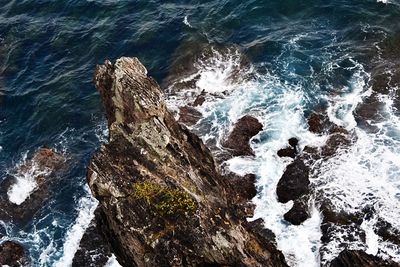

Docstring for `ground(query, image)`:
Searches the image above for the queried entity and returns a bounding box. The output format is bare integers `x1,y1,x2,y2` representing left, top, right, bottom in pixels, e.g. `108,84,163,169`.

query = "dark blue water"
0,0,399,266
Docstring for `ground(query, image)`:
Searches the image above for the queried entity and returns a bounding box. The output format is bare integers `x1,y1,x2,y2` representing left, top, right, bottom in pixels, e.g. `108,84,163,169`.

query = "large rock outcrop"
87,57,288,267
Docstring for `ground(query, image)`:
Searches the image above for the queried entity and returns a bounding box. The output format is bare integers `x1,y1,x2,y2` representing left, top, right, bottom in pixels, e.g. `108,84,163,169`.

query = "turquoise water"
0,0,399,266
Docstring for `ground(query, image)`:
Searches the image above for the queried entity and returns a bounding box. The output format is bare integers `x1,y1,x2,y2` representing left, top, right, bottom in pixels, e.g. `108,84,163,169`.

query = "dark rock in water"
248,218,278,245
320,202,361,226
89,57,288,267
354,94,386,131
283,199,310,225
164,42,253,94
178,106,202,126
288,138,298,148
0,241,28,267
222,115,263,157
318,201,368,263
330,250,399,267
375,219,400,246
276,159,310,203
229,173,258,201
321,132,352,157
72,207,112,267
192,92,206,107
277,147,296,158
308,112,330,134
0,148,65,223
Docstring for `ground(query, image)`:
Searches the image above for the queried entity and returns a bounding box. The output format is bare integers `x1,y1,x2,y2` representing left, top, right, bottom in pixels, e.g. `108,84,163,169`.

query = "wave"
165,40,400,266
53,187,98,267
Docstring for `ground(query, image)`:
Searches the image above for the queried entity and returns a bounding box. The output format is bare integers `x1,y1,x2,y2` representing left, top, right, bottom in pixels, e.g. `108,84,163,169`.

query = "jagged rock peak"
87,57,288,267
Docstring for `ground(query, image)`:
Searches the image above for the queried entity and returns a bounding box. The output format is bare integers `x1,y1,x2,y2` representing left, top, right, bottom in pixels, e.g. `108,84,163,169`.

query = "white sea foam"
7,152,50,205
165,42,400,265
183,16,193,28
313,64,400,263
54,187,98,267
105,254,123,267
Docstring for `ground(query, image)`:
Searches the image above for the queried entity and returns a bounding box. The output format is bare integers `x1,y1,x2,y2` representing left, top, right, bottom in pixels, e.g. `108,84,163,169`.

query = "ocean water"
0,0,400,266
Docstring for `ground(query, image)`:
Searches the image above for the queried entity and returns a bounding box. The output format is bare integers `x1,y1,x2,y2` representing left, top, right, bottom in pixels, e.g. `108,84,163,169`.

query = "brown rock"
193,92,206,107
89,57,288,267
0,241,28,267
178,106,202,126
330,250,399,267
0,148,65,223
222,115,263,157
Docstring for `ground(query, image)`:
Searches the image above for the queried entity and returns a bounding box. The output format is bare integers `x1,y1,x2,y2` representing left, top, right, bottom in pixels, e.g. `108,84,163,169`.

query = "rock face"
0,148,65,223
72,208,112,267
0,241,28,267
87,57,288,267
222,115,263,157
330,250,399,267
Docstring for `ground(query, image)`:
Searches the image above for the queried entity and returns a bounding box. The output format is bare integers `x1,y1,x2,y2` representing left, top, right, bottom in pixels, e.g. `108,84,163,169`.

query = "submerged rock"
88,57,288,267
330,250,399,267
0,148,65,223
0,241,28,267
276,159,310,203
222,115,263,157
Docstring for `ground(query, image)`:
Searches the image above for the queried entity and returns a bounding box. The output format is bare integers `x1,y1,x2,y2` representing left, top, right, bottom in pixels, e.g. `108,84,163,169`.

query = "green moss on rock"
132,182,197,216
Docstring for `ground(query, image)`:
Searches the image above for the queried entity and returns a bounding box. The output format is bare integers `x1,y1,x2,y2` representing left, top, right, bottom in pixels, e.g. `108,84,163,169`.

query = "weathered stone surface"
222,115,263,157
88,57,288,267
178,106,202,126
276,159,310,203
0,241,28,267
330,250,399,267
192,92,206,107
283,199,309,225
0,148,65,223
72,207,112,267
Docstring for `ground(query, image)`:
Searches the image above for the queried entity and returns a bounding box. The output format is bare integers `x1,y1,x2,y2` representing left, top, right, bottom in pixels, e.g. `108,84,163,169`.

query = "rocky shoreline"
70,57,400,267
81,57,288,266
2,55,400,267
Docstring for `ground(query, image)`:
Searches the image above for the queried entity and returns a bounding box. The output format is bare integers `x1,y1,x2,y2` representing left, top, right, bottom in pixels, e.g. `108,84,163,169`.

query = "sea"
0,0,399,266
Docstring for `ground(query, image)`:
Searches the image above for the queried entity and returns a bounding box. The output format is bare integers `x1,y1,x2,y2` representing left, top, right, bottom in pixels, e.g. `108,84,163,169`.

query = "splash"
7,152,50,205
53,187,98,267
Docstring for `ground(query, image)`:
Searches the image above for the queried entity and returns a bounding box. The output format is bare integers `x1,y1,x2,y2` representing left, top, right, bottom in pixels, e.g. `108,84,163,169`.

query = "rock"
0,241,28,267
0,148,65,223
72,207,112,267
276,159,310,203
178,106,202,126
229,173,258,201
329,250,399,267
375,219,400,246
222,115,263,157
277,147,296,158
164,43,252,94
283,199,310,225
278,138,299,158
321,132,352,157
288,138,299,147
89,57,288,267
308,112,329,134
192,92,206,107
